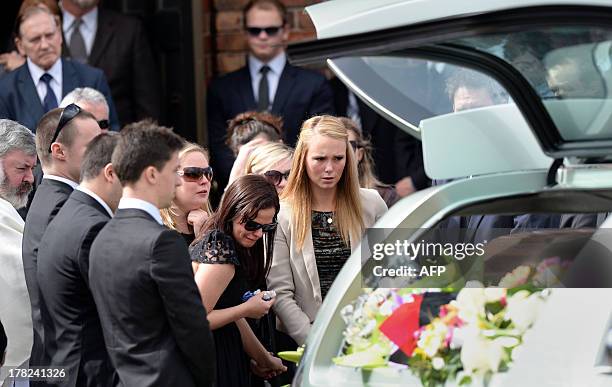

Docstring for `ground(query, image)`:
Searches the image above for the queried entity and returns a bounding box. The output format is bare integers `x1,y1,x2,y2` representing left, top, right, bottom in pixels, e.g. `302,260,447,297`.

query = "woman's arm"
236,318,286,376
267,216,312,345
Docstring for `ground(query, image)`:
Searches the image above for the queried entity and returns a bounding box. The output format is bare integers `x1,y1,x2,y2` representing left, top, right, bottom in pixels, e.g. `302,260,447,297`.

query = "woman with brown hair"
339,117,400,207
160,143,213,244
190,174,286,386
268,115,388,347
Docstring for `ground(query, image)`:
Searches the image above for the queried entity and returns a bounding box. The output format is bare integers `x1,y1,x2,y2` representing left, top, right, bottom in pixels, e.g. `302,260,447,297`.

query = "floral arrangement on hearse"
331,285,549,386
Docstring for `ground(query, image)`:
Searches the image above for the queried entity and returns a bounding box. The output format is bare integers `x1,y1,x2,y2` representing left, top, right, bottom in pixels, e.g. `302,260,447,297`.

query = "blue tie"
40,73,58,112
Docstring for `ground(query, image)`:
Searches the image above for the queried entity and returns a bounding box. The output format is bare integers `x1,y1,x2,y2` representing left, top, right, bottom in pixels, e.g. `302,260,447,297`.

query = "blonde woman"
339,117,400,207
268,115,388,346
244,142,294,195
161,143,213,245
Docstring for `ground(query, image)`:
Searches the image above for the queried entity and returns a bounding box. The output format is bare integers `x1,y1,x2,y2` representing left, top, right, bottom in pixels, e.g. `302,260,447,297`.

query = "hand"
395,176,416,197
227,138,269,186
242,292,274,319
250,354,287,379
0,51,25,72
187,209,209,237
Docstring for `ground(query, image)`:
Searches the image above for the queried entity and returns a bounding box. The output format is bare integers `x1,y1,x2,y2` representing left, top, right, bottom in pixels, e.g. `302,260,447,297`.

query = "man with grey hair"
60,87,111,131
0,119,36,384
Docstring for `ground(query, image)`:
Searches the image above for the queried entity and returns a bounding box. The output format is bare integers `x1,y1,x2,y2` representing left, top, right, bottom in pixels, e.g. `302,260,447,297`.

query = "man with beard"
0,119,36,384
22,105,100,372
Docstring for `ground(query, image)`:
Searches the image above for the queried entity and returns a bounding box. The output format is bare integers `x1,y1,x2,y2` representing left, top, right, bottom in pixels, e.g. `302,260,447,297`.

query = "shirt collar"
62,5,98,33
77,186,113,217
118,197,163,225
248,52,286,77
43,174,78,190
27,57,62,85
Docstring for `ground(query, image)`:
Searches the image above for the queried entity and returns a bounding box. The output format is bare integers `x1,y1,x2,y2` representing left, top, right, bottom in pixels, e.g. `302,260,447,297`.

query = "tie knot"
72,18,82,29
260,65,270,75
40,73,53,84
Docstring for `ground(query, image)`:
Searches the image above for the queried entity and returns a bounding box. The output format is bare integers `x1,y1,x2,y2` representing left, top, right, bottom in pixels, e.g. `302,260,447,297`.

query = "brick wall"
207,0,322,79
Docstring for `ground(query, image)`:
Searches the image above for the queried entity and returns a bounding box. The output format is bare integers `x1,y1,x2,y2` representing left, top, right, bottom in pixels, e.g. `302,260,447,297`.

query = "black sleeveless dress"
190,230,250,387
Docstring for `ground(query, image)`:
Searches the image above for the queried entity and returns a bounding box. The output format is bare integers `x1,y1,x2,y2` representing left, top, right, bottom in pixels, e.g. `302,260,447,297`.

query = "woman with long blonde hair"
161,143,213,244
267,115,387,347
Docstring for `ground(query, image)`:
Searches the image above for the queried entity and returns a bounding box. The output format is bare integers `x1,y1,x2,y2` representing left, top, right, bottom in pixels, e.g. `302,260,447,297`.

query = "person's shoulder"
210,66,248,86
0,63,24,89
286,63,327,82
63,58,105,78
98,7,142,30
190,229,239,265
359,187,381,200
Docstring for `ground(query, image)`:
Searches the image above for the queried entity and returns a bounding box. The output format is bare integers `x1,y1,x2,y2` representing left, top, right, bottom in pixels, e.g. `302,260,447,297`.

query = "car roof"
307,0,612,39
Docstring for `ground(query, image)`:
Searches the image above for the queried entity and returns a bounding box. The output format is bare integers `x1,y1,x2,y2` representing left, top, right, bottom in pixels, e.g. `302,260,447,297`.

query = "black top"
311,211,351,299
190,230,250,386
180,232,195,246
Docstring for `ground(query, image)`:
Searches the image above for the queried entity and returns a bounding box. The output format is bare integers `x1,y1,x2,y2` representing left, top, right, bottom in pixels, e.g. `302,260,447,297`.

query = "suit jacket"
207,62,334,191
89,209,215,387
0,58,119,132
0,197,32,377
22,178,74,367
80,8,160,125
37,190,115,387
268,188,388,345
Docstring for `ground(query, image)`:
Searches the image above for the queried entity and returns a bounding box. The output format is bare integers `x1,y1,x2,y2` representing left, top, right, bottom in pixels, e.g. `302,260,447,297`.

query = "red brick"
296,9,314,30
214,0,249,11
217,53,246,74
282,0,316,6
216,11,243,32
201,13,211,35
202,0,212,13
216,33,247,51
288,30,316,43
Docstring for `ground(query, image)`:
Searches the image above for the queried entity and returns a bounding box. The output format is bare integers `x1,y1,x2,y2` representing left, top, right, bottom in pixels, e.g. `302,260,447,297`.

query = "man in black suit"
22,106,101,369
61,0,160,125
0,6,119,131
37,133,121,387
207,0,334,192
89,122,215,387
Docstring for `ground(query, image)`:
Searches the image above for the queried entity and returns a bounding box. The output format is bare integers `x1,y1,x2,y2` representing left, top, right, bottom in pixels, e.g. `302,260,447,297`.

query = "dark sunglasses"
244,219,277,232
263,169,290,186
246,26,283,36
48,103,81,152
349,140,363,151
177,166,213,182
98,119,109,130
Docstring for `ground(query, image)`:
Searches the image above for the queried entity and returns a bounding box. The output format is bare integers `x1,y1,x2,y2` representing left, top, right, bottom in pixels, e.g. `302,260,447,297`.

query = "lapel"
16,65,45,122
271,63,297,114
237,67,257,111
89,9,114,65
61,59,78,98
301,227,322,303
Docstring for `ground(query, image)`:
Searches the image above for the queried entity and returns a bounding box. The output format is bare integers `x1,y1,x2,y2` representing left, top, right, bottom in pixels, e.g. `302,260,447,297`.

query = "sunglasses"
49,103,80,153
177,166,213,182
244,219,277,232
263,169,290,186
246,26,283,36
98,119,109,130
349,140,363,151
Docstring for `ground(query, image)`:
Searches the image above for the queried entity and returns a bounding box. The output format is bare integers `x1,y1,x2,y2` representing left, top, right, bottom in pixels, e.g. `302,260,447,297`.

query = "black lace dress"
190,230,250,387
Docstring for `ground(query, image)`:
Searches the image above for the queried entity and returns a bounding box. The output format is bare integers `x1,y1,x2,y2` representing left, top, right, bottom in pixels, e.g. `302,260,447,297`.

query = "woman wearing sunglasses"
190,174,286,386
244,142,294,194
340,117,400,208
268,115,388,349
160,143,213,245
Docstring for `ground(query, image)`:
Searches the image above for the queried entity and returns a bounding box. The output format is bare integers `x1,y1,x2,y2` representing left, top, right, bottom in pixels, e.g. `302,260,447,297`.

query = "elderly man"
0,5,118,131
22,105,100,369
0,119,36,384
60,87,112,131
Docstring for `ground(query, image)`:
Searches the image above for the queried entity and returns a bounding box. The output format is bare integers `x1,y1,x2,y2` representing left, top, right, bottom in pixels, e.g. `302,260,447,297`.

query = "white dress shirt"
27,58,63,105
77,186,113,218
43,174,79,190
117,197,163,225
62,6,99,56
249,52,286,107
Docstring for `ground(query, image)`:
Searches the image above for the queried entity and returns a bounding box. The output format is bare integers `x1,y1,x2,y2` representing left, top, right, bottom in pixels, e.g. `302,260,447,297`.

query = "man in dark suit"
207,0,334,193
0,6,119,132
37,133,121,387
89,122,215,387
61,0,160,125
22,106,101,369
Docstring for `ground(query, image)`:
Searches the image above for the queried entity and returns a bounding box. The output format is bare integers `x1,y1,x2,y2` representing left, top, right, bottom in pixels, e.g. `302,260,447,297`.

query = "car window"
331,56,511,136
452,26,612,141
